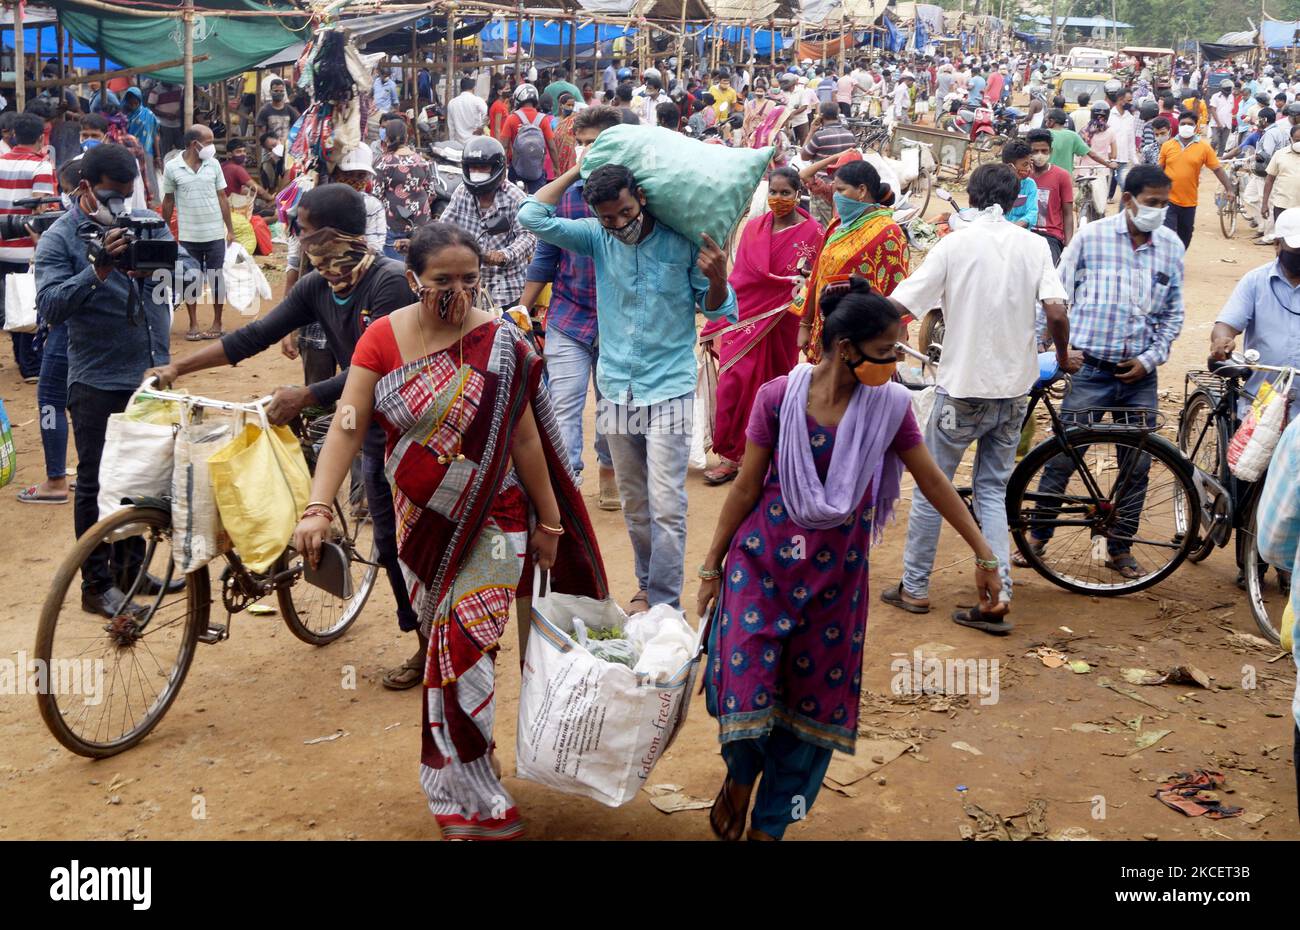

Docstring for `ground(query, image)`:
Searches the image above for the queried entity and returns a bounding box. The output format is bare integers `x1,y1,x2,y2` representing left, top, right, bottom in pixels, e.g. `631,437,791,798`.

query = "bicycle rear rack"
1184,369,1227,403
1057,406,1167,433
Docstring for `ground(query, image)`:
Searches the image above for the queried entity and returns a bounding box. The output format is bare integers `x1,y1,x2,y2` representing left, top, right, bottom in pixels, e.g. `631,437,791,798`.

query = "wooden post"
410,15,417,109
183,0,195,129
34,18,41,83
676,0,686,84
14,0,25,111
55,18,64,80
568,8,577,78
838,8,846,73
446,4,457,137
514,3,523,79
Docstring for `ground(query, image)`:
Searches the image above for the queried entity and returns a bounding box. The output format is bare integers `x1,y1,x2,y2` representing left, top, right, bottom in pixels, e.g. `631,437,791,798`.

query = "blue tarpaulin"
3,23,121,68
1261,20,1300,49
480,20,635,58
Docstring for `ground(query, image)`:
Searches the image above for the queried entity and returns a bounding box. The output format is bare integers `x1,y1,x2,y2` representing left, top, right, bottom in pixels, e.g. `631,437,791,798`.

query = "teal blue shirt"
518,195,738,407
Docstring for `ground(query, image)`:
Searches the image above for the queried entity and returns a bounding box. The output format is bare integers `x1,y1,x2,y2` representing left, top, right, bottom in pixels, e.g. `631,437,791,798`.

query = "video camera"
78,212,178,275
0,196,64,240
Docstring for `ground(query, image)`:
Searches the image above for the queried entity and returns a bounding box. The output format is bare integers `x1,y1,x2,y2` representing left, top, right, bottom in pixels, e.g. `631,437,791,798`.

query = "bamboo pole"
35,17,41,82
0,55,209,90
676,0,685,84
446,3,456,136
514,3,523,77
56,18,64,80
567,3,577,77
183,0,195,129
769,18,775,67
14,1,25,111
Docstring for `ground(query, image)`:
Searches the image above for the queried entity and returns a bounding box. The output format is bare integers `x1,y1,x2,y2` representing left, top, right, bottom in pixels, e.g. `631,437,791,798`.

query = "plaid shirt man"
440,180,536,307
1056,209,1186,374
524,181,597,344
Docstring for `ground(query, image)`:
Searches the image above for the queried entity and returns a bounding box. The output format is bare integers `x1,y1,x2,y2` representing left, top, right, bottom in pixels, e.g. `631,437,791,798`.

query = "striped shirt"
0,149,56,264
162,155,227,244
801,122,856,163
1254,415,1300,729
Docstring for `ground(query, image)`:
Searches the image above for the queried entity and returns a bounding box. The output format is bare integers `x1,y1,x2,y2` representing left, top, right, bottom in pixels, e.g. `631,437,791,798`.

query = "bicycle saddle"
1207,356,1251,380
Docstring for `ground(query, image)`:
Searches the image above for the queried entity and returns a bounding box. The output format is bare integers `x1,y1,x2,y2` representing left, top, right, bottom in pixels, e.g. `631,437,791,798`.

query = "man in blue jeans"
883,163,1073,635
520,161,737,612
1015,165,1184,581
518,105,622,511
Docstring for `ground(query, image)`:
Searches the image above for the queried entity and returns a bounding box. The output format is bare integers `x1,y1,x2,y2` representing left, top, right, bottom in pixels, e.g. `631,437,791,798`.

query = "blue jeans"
363,429,418,632
543,327,611,480
383,226,404,262
1029,363,1157,557
902,392,1025,603
36,323,69,480
602,391,692,608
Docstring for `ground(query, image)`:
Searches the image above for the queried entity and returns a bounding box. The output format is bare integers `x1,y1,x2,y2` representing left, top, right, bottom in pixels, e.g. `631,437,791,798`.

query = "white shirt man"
892,78,913,123
1210,88,1235,128
1109,102,1138,167
446,84,488,145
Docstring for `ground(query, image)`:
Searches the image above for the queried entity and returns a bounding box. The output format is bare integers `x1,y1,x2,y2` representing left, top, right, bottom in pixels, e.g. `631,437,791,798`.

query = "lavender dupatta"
776,363,912,539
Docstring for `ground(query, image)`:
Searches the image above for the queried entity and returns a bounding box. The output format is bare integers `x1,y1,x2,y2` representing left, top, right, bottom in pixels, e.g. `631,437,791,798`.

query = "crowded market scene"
0,0,1299,870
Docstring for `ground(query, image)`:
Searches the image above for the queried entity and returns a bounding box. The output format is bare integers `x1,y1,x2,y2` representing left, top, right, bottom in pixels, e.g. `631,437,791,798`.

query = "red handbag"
249,215,274,256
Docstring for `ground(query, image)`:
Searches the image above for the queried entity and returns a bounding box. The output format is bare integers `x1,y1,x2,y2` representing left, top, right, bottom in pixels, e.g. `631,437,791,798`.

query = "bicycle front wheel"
1175,391,1222,563
1240,499,1289,644
1007,427,1200,595
35,505,209,757
1218,196,1237,238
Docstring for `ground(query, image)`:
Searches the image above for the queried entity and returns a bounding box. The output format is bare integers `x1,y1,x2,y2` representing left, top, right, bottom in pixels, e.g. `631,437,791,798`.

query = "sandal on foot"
880,582,930,614
709,778,748,842
381,655,425,690
1011,538,1046,568
185,331,205,341
625,590,650,615
199,329,225,340
703,462,740,485
1104,554,1142,580
952,606,1014,635
17,484,69,505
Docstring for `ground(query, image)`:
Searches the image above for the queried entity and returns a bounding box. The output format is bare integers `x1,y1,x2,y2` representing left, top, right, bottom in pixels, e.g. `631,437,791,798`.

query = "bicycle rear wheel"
1007,427,1199,595
35,505,209,757
1175,391,1222,563
1240,498,1289,644
1218,195,1237,238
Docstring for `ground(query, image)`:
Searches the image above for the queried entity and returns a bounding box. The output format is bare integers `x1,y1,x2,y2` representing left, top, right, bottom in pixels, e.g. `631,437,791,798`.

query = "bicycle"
845,116,892,155
900,344,1201,595
1175,351,1293,642
1215,159,1250,239
34,386,379,758
1074,167,1107,228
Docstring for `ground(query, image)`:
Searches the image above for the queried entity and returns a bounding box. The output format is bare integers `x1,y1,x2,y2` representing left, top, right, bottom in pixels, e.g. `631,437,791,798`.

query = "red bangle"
302,505,333,522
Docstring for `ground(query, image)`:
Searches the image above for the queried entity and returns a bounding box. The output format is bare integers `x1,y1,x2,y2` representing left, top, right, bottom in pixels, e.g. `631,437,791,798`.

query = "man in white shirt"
1209,80,1236,155
881,163,1074,634
891,72,914,125
1108,90,1138,201
446,77,488,145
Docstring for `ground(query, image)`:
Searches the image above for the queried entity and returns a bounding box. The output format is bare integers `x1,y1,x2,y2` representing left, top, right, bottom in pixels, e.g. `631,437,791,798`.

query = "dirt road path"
0,179,1295,841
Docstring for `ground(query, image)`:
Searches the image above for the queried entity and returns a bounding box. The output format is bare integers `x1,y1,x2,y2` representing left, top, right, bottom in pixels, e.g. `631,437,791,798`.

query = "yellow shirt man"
709,82,739,121
1180,97,1210,132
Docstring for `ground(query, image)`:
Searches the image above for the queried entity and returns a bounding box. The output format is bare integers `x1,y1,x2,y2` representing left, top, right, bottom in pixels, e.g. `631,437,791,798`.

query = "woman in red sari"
294,222,606,840
699,168,823,485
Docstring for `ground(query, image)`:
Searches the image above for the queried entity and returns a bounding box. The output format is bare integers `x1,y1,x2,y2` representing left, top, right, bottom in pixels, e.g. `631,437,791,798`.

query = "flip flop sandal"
200,330,226,340
703,463,740,485
880,582,930,614
185,331,205,341
1104,554,1143,580
1011,538,1046,568
952,606,1015,635
626,590,650,615
17,484,69,505
381,656,425,691
709,778,747,842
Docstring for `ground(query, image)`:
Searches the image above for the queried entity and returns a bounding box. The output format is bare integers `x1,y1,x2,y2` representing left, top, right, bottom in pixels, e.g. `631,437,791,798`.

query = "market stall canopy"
1260,20,1300,49
1199,41,1256,62
1215,30,1257,46
575,0,715,21
1,6,123,68
480,19,637,60
49,0,307,83
799,0,889,27
1018,14,1131,30
256,9,487,68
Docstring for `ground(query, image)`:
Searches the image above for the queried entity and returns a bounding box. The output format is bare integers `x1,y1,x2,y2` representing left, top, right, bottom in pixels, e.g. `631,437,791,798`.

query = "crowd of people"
6,45,1300,843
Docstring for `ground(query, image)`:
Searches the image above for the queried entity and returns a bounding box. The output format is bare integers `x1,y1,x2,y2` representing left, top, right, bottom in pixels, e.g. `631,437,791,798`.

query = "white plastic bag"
98,390,179,521
3,269,37,333
223,242,272,317
516,570,704,807
689,348,715,470
171,412,233,574
1230,371,1291,481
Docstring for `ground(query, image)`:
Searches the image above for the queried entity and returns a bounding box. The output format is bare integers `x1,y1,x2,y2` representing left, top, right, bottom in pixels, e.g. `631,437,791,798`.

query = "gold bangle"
698,565,723,580
538,522,565,536
305,500,333,511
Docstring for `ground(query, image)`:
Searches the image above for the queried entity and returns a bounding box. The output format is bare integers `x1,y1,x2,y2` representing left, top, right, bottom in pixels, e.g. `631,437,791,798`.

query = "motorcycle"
944,103,998,151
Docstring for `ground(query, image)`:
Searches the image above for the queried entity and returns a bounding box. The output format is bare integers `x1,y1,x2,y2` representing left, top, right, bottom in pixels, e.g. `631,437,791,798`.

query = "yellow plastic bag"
123,395,183,425
231,211,257,256
1283,600,1295,654
207,409,310,573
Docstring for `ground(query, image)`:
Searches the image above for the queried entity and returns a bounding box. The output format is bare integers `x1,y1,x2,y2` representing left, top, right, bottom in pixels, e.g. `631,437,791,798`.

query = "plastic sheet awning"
480,20,637,60
1261,20,1300,49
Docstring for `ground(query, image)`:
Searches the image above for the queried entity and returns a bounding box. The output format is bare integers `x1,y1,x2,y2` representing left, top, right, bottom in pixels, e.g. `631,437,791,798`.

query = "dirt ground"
0,175,1296,842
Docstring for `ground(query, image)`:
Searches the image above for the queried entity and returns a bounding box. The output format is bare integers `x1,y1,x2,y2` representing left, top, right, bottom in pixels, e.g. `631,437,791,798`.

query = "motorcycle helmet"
1090,100,1110,117
512,82,540,105
616,67,632,81
461,136,507,196
1104,78,1123,95
1138,99,1159,121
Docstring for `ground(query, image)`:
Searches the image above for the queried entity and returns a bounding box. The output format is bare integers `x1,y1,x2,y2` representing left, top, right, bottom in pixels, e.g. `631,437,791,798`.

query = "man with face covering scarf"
144,183,426,688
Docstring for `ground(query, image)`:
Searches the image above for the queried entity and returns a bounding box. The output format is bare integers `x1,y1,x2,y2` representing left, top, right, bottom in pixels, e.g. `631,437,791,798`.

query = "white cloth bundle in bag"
98,389,180,521
1230,371,1292,481
172,413,233,573
3,269,37,333
223,243,273,317
516,570,704,807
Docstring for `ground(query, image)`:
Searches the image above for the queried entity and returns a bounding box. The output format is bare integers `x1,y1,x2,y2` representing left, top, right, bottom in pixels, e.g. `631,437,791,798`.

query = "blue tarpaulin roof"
480,20,635,58
3,22,121,68
1261,20,1300,49
1019,14,1131,29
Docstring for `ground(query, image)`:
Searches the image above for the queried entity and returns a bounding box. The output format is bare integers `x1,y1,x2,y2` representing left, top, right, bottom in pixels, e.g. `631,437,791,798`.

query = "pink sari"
700,209,823,464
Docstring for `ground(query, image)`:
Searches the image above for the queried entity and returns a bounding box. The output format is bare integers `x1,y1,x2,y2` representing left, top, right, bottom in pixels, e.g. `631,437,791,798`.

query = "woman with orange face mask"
695,280,1003,841
699,167,823,486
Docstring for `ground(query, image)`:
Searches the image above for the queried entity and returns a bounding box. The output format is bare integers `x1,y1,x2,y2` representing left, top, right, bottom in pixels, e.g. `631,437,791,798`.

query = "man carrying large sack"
519,160,738,614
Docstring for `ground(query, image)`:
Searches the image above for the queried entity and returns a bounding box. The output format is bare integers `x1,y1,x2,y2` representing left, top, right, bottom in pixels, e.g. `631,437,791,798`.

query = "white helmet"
337,143,375,176
512,82,539,104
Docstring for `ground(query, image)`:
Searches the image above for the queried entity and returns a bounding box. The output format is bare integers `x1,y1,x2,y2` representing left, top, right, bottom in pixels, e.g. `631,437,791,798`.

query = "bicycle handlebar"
135,376,276,415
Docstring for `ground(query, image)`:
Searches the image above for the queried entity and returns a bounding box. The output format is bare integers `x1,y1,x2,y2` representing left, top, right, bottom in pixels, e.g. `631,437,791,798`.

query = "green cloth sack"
580,125,773,248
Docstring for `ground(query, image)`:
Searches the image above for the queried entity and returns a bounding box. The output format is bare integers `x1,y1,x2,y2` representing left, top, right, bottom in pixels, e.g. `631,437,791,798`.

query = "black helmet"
461,136,507,196
1138,99,1159,121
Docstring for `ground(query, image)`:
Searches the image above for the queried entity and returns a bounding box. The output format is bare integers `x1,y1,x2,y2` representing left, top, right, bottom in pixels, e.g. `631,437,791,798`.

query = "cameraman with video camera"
0,112,56,382
35,142,189,619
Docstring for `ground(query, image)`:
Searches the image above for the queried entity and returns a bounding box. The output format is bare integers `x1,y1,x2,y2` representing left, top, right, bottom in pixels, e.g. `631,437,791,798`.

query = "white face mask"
197,143,216,160
468,169,492,183
1030,152,1049,167
1129,201,1168,232
1292,141,1300,154
272,143,285,158
1178,123,1196,139
573,144,588,163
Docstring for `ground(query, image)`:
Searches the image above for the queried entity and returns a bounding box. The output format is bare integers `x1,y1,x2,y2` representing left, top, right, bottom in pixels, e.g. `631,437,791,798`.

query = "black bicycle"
35,388,378,758
1176,353,1293,643
845,116,892,154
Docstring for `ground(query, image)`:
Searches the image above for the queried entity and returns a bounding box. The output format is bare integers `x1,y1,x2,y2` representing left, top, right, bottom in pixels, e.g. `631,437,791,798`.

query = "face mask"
60,192,73,210
573,144,588,163
833,191,870,225
379,128,387,143
84,187,126,226
413,282,476,325
767,196,796,217
231,154,247,166
845,350,897,387
80,138,101,151
198,143,217,160
1128,200,1168,232
1292,142,1300,154
608,209,644,244
1155,133,1170,144
1280,248,1300,276
272,92,285,102
1030,152,1049,167
1178,123,1195,139
272,143,285,158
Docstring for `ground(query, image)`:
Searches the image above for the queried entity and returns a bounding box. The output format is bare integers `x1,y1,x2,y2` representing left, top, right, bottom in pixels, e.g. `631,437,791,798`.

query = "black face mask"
1280,248,1300,276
